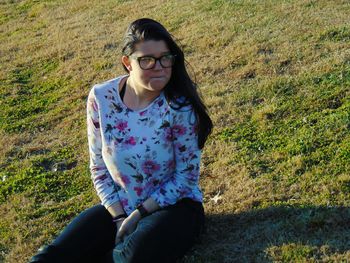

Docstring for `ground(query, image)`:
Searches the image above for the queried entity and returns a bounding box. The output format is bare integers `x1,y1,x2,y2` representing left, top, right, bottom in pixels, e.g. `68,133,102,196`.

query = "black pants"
29,198,205,263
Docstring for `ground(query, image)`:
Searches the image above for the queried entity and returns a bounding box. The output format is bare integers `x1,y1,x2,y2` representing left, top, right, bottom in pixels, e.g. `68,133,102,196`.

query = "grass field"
1,0,350,262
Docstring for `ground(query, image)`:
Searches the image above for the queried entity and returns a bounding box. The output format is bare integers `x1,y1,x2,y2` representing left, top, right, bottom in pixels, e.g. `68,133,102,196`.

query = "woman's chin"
148,80,168,91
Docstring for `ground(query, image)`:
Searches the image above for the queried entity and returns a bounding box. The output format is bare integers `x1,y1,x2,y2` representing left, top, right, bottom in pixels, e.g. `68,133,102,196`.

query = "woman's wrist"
136,203,149,218
113,213,128,222
112,214,127,223
142,197,160,214
107,202,127,219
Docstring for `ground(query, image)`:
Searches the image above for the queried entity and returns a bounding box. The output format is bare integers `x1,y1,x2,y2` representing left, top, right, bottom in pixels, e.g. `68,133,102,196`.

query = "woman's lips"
151,76,165,80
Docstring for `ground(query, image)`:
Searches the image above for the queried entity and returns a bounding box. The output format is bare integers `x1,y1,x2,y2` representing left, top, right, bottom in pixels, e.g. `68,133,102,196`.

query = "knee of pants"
28,244,64,263
112,221,188,263
112,220,166,263
112,230,145,263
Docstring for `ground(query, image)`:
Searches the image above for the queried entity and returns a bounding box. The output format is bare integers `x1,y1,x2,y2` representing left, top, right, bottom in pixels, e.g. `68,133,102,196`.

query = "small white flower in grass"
210,190,223,204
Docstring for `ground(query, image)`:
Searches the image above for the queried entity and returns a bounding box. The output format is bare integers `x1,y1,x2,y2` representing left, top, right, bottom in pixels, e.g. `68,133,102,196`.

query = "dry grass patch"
1,0,350,262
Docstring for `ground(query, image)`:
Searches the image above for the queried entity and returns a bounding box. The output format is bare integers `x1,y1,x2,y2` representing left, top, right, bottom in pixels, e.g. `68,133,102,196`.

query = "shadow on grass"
183,205,350,262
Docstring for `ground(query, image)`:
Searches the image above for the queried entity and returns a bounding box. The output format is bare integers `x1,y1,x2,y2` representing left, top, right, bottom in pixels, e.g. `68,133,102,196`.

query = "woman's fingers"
115,221,125,244
116,219,126,238
116,220,127,238
116,228,124,238
115,236,121,245
117,219,136,239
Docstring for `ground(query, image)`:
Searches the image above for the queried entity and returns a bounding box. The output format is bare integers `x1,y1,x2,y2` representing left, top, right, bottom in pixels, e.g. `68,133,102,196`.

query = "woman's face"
122,40,172,94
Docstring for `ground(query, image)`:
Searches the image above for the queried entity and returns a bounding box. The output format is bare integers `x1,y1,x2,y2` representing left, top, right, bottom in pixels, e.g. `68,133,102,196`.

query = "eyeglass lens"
139,55,174,69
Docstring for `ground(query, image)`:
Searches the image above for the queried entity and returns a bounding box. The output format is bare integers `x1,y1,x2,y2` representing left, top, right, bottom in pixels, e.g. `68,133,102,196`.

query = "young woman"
29,18,213,263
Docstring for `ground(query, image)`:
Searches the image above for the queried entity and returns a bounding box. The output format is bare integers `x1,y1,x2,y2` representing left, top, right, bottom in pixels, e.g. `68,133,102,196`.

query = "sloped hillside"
0,0,349,262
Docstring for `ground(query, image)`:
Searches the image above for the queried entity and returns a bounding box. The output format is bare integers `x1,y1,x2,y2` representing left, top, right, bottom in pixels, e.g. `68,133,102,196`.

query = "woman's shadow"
181,205,350,262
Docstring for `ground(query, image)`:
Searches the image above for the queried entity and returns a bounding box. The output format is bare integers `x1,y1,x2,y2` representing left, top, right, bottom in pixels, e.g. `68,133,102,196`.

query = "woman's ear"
122,56,132,71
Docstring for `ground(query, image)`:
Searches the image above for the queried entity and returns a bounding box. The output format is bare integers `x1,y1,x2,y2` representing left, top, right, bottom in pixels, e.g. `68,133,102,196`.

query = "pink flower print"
115,120,128,131
121,174,131,186
125,136,136,146
92,118,100,129
91,99,98,112
157,99,164,107
172,125,187,136
165,159,175,170
142,160,160,175
160,127,172,143
120,198,129,207
163,128,173,142
134,187,143,196
192,124,199,134
121,136,138,150
139,110,147,116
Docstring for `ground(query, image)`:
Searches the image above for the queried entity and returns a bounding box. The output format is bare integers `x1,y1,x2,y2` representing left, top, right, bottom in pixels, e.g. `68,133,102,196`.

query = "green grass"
0,0,350,262
0,59,67,133
320,27,350,42
218,65,350,183
0,146,87,203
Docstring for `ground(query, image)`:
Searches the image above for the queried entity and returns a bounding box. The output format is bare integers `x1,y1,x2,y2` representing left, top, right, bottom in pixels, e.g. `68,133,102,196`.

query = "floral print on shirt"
87,75,203,215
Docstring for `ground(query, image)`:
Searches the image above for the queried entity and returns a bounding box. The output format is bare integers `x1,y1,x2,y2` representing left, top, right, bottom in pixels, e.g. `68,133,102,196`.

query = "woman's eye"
140,57,153,63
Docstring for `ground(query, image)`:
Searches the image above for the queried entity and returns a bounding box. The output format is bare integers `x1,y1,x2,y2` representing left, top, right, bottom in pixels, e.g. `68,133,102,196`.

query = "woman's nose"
153,60,163,70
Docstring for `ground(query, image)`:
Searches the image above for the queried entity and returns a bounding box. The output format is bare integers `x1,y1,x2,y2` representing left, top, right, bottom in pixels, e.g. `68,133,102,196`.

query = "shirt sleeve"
87,87,121,209
150,104,201,208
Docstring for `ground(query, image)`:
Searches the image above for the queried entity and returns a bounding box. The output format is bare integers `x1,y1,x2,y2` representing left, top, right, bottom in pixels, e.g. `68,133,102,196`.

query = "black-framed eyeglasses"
129,54,176,70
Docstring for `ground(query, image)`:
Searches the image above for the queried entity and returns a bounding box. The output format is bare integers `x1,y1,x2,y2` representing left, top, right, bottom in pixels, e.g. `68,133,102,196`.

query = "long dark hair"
121,18,212,149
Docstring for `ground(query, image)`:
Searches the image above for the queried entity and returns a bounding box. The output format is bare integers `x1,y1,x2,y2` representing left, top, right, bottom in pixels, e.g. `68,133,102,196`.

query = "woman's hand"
116,210,142,242
115,219,126,245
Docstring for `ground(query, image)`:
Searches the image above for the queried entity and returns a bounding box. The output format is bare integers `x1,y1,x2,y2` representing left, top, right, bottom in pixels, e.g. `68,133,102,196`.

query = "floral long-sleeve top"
86,75,203,216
